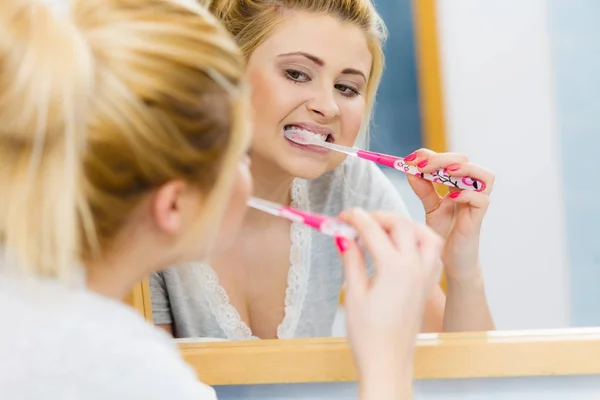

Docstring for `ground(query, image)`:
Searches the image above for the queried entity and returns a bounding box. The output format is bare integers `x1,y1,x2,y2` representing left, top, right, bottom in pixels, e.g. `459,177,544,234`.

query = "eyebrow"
277,51,367,81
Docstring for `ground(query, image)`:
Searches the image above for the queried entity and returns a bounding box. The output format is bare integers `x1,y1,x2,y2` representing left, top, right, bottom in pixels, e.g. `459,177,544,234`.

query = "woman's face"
246,11,372,179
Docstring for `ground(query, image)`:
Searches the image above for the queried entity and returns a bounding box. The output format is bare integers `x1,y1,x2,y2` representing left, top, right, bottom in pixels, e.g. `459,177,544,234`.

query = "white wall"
435,0,571,329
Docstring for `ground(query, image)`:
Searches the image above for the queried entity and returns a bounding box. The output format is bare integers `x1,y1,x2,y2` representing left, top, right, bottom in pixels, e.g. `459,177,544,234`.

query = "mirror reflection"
6,0,597,398
150,0,599,340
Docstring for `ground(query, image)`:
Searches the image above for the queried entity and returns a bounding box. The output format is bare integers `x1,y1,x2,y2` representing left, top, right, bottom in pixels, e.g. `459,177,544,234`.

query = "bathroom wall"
434,0,571,329
546,0,600,327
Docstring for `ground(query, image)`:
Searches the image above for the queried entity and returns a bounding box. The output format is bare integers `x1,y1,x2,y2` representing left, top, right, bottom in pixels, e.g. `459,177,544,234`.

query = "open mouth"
284,125,334,143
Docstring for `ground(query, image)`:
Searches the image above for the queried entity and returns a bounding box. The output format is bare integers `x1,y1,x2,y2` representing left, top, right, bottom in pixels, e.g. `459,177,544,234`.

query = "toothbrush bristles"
284,130,312,145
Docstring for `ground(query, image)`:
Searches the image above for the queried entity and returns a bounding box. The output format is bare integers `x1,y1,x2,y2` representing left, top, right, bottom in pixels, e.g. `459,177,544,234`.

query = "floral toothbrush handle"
357,150,486,192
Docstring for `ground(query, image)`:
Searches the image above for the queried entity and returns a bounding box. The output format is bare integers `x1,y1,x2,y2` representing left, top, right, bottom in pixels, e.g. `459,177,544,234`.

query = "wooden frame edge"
179,328,600,385
412,0,447,154
412,0,448,292
123,279,153,322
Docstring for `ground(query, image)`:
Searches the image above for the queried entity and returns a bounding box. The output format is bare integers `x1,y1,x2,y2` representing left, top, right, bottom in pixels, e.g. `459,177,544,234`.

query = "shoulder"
0,278,215,399
79,296,215,398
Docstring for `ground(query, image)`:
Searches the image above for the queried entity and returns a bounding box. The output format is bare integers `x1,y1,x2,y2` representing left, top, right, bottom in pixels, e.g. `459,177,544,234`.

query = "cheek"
338,100,366,145
249,71,279,126
249,69,298,134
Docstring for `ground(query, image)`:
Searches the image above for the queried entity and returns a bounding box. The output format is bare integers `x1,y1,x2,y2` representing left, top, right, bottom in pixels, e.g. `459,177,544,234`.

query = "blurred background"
334,0,599,334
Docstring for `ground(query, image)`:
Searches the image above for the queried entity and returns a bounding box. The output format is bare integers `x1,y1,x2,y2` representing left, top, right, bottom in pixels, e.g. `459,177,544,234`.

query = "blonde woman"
152,0,496,340
0,0,443,398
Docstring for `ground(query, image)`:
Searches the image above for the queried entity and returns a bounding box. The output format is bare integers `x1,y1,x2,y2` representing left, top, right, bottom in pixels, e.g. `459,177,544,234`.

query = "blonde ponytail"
0,0,94,280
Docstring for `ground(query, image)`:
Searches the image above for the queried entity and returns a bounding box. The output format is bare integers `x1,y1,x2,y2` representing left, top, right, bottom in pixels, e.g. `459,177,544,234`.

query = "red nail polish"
404,153,417,162
335,237,352,253
417,160,429,168
447,164,460,172
449,192,460,199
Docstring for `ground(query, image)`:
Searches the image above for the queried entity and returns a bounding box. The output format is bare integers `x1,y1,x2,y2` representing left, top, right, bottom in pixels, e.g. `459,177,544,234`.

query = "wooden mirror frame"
122,0,600,386
127,283,600,385
126,280,600,385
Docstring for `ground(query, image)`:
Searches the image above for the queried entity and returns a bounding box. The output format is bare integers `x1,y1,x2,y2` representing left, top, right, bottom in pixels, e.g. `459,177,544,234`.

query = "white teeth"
285,127,328,142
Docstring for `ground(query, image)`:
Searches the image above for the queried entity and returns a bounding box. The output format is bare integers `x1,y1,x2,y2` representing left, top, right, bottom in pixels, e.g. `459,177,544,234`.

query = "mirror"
139,0,599,342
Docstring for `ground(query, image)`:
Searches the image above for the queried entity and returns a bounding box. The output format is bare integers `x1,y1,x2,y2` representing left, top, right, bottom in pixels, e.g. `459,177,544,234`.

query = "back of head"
209,0,386,132
72,0,246,259
0,0,94,280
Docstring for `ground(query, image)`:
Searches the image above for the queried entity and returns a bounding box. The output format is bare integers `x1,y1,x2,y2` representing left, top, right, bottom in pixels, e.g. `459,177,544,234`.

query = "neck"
85,245,154,300
246,153,296,226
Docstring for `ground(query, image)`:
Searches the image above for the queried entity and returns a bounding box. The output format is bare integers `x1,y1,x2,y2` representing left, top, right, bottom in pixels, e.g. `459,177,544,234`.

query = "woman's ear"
151,181,189,234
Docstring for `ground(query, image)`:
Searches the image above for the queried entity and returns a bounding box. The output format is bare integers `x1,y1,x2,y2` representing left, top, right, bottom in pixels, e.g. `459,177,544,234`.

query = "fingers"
447,189,490,223
413,224,444,285
405,149,494,195
339,208,396,266
444,162,495,194
405,149,468,172
336,237,368,299
370,211,418,253
406,174,441,213
447,189,490,209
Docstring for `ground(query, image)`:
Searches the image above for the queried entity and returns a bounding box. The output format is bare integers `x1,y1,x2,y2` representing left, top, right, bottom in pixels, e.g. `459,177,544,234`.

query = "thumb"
407,174,441,212
336,237,368,300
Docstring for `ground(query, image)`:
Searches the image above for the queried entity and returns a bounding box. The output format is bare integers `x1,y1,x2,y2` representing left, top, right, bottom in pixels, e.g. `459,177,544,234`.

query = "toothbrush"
285,130,486,192
247,197,358,240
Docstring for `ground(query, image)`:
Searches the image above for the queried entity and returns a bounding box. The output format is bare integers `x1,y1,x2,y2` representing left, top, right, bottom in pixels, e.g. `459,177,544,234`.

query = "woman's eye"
335,84,360,97
285,69,310,82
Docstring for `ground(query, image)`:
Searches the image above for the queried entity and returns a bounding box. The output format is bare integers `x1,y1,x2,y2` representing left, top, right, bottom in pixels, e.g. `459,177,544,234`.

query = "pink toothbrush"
284,130,486,192
247,197,358,240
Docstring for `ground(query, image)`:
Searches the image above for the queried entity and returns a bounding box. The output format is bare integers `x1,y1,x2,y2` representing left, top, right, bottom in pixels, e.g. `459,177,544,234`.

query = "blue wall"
370,0,422,157
548,0,600,326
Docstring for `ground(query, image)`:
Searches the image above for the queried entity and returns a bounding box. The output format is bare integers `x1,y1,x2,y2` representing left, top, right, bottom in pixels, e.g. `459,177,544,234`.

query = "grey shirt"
151,157,410,339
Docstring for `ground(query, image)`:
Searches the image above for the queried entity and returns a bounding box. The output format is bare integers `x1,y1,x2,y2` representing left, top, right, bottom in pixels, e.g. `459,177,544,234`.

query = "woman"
0,0,442,398
151,0,495,340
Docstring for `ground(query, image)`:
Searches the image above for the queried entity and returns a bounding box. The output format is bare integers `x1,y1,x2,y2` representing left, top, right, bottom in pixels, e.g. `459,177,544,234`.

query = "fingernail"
335,237,352,253
404,153,417,162
447,164,460,172
449,192,461,199
417,160,429,168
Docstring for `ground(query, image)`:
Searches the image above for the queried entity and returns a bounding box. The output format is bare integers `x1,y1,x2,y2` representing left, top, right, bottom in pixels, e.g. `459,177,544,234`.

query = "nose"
306,88,339,120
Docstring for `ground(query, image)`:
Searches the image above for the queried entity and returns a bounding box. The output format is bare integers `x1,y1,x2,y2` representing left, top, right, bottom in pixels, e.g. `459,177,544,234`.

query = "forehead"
255,11,372,77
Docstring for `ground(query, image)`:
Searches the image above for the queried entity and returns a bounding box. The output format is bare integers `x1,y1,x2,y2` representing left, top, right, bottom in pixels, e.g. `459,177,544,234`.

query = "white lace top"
150,157,410,339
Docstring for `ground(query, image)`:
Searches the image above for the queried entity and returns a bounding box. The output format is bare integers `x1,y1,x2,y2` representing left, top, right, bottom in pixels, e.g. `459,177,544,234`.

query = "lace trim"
197,178,312,340
277,178,312,339
191,263,259,340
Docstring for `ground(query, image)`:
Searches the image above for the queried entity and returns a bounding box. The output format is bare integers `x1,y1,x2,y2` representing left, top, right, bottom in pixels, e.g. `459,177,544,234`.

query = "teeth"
285,127,328,142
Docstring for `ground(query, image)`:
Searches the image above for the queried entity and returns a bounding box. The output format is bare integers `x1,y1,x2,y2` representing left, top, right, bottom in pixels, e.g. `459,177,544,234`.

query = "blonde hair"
73,0,247,259
210,0,387,137
0,0,247,278
0,0,94,280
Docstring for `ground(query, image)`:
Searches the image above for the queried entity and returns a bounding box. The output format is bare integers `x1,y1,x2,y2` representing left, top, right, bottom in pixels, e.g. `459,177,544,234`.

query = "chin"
278,152,346,180
285,162,329,180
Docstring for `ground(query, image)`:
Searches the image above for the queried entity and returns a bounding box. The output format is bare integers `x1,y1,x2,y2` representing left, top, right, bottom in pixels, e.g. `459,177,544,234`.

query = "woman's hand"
404,149,495,280
336,209,443,399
